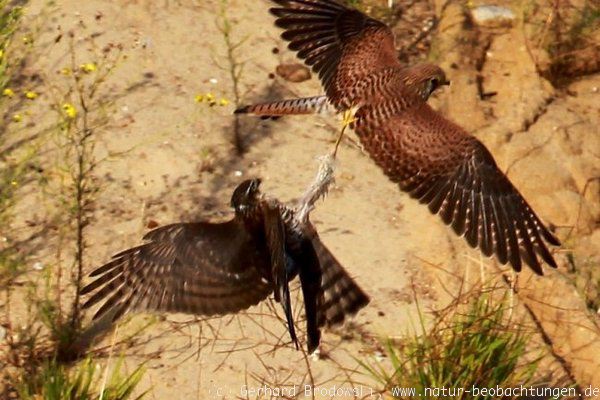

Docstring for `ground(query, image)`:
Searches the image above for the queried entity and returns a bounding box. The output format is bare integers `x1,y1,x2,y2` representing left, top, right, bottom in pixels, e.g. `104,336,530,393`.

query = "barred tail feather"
235,96,336,117
311,237,370,328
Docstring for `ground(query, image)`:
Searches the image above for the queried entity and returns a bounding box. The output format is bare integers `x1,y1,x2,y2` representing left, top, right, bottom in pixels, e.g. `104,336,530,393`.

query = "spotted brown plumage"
82,179,369,353
236,0,560,274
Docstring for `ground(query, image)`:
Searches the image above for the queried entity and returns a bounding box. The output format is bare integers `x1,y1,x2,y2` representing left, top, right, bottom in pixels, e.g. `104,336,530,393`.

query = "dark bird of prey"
236,0,560,274
81,179,369,353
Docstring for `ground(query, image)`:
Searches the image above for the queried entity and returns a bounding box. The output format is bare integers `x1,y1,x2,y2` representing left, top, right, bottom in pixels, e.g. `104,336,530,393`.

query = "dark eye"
430,77,439,89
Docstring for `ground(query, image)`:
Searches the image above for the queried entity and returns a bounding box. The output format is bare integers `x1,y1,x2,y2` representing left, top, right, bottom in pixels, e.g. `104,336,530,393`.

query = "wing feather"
82,221,273,321
269,0,399,106
357,104,560,274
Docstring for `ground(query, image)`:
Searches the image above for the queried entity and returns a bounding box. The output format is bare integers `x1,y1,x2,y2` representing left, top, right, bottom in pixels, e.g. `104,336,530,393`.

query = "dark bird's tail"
235,95,335,118
311,236,370,328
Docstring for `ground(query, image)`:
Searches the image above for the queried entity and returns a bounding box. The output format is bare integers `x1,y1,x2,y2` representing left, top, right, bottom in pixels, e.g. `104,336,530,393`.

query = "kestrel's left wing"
262,202,299,350
356,103,560,274
270,0,401,108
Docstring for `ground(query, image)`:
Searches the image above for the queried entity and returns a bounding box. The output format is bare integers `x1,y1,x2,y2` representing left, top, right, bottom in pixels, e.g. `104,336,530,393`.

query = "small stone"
32,262,44,271
234,170,243,177
472,5,515,25
275,63,311,83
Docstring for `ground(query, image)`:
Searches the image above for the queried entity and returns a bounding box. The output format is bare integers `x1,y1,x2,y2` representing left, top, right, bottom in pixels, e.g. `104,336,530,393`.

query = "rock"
471,5,515,26
275,63,311,83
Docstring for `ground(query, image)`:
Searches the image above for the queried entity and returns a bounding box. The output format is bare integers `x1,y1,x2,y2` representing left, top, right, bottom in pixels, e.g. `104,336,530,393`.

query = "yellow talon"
342,108,357,127
332,107,357,157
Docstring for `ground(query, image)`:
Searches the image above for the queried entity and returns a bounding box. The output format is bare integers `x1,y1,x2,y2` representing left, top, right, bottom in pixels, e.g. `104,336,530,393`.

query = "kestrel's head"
231,178,262,215
403,63,450,101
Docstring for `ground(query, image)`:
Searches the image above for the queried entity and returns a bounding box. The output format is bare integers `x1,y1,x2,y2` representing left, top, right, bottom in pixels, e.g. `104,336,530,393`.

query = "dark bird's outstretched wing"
356,103,560,274
269,0,400,108
81,222,273,321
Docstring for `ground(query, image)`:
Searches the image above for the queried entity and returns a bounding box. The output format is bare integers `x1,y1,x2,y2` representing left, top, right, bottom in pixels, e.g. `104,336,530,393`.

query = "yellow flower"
12,114,22,122
60,67,72,76
205,92,215,102
62,103,77,119
194,94,204,103
22,36,32,45
10,180,17,186
0,49,4,58
3,88,14,97
218,98,230,106
80,63,97,73
24,91,38,100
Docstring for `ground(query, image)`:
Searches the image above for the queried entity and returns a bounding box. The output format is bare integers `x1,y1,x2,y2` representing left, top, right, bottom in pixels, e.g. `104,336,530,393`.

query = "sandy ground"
3,0,600,398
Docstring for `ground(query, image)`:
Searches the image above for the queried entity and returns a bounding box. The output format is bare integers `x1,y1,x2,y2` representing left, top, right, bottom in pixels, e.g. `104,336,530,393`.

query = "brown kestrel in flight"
236,0,560,274
82,179,369,353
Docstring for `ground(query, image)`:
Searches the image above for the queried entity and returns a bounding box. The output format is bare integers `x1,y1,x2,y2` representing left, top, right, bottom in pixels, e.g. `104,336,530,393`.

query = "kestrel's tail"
234,96,336,118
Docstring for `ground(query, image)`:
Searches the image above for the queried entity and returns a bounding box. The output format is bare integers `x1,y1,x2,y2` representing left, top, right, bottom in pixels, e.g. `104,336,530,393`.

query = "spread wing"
306,228,370,328
81,222,273,321
262,203,299,350
357,103,560,274
270,0,400,107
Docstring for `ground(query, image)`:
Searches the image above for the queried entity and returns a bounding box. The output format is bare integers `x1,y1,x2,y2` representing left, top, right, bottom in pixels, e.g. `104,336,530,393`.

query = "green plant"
17,357,147,400
0,0,24,91
214,0,248,154
1,18,147,398
360,293,540,399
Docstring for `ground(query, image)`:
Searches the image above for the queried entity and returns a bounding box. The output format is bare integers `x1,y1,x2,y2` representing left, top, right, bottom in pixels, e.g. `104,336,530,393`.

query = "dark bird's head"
231,178,262,215
402,63,450,101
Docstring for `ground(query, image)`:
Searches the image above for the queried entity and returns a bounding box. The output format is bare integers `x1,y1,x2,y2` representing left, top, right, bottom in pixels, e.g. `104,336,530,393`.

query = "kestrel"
236,0,560,274
81,179,369,353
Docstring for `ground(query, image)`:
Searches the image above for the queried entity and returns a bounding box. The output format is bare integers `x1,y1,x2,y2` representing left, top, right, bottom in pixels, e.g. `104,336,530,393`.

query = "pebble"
472,5,515,24
275,63,311,83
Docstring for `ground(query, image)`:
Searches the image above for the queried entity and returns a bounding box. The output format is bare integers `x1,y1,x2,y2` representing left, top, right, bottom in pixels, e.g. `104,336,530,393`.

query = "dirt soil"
3,0,600,398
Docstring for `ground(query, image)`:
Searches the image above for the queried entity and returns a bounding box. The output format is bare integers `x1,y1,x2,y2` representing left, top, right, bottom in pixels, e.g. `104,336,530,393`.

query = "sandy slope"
6,0,600,397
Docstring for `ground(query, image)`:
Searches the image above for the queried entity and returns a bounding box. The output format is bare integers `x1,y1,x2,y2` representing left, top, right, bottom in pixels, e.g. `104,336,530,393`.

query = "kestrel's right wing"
270,0,401,108
359,103,560,274
81,222,273,321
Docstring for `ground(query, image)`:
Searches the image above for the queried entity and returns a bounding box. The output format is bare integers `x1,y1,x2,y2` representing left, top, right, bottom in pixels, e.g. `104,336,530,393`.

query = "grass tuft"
17,357,147,400
360,293,540,398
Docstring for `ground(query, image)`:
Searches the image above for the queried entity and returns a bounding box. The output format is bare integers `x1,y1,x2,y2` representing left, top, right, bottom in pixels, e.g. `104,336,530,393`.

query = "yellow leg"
332,108,356,158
